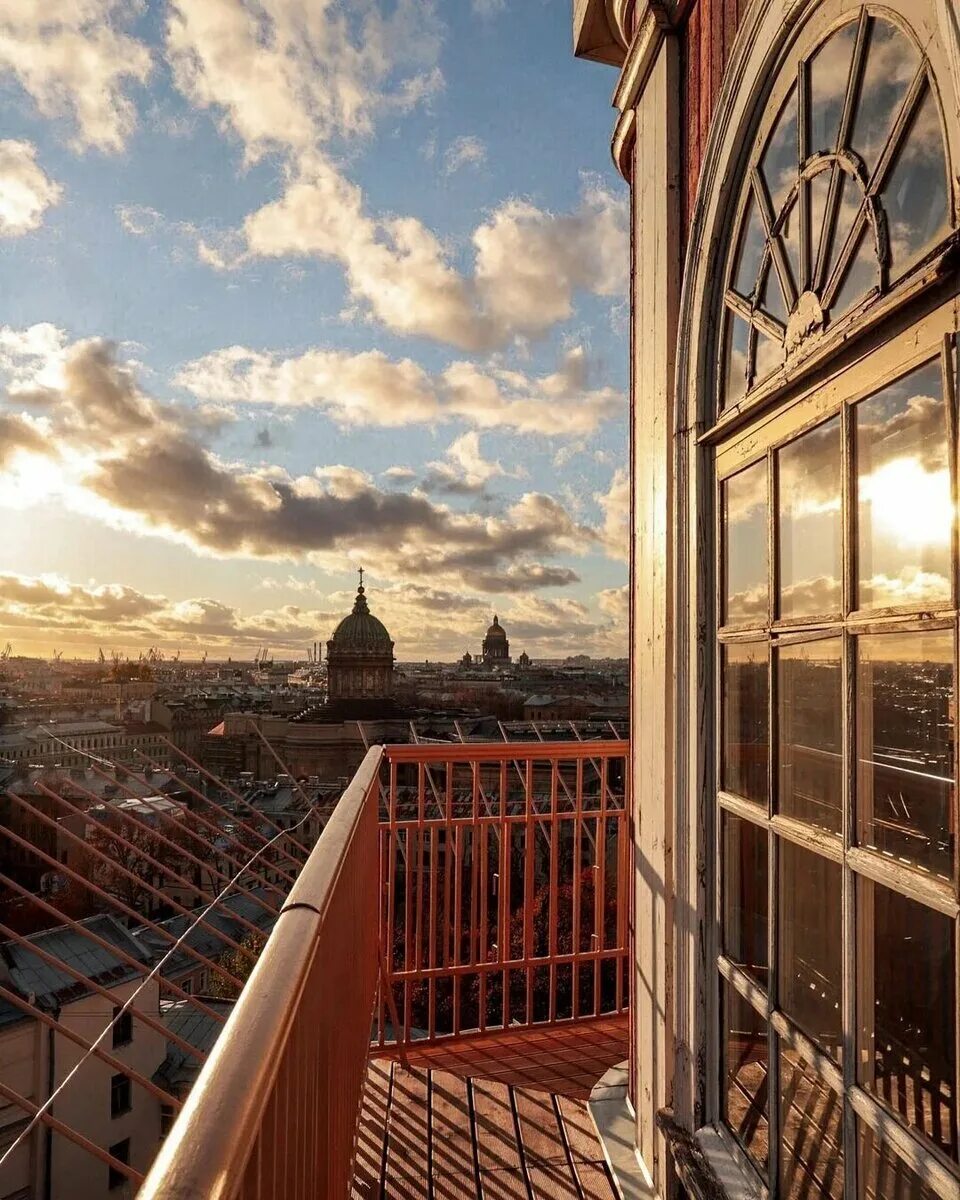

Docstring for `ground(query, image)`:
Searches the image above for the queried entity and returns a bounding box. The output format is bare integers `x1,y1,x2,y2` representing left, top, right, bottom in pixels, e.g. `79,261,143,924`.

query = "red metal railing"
138,746,382,1200
376,740,630,1046
136,739,628,1197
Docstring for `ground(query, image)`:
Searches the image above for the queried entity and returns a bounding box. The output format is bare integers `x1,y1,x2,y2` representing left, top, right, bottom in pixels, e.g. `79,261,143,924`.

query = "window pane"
762,85,799,219
723,981,769,1175
779,840,842,1057
780,1045,843,1200
857,630,955,880
723,813,768,985
808,22,858,156
856,361,951,610
850,18,920,182
724,310,751,408
724,459,768,623
883,86,950,277
830,221,878,318
778,416,842,618
734,191,766,298
778,638,842,835
857,1120,938,1200
723,642,769,805
858,879,957,1160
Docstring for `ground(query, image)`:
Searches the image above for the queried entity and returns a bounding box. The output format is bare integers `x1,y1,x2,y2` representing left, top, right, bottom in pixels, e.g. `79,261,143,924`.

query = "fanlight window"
722,11,952,409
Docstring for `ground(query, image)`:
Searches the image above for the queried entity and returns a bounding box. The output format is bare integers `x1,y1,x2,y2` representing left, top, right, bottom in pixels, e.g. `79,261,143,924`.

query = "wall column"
627,24,682,1194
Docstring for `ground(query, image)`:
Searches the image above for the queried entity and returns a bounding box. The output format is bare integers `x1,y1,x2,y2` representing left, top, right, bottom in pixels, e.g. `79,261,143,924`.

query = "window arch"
720,7,954,412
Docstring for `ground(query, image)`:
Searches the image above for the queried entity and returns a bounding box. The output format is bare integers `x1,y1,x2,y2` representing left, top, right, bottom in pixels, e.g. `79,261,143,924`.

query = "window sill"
657,1111,764,1200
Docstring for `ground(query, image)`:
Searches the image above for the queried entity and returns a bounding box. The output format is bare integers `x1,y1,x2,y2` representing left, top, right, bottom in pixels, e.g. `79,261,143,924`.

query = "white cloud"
0,141,62,236
443,135,487,175
596,467,629,562
166,0,444,162
472,0,506,15
209,163,628,350
422,432,507,495
0,2,152,152
174,342,624,437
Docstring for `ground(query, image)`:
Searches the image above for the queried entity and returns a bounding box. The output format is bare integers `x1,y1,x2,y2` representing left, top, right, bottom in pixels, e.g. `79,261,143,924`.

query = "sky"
0,0,629,663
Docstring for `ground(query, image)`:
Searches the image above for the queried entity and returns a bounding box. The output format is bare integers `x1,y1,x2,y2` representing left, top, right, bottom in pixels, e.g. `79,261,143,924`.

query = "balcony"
134,739,631,1198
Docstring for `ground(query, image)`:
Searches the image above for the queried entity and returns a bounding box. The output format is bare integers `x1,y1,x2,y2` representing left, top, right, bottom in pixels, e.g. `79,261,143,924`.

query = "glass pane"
723,981,770,1174
778,638,842,835
857,630,955,880
809,21,858,156
855,361,951,610
830,221,878,318
723,813,769,985
724,459,768,623
755,328,785,383
858,879,957,1159
723,642,769,806
850,18,921,182
780,1045,843,1199
780,200,801,299
825,172,863,287
762,85,800,220
758,254,788,325
778,416,842,617
809,167,833,288
779,840,842,1057
735,191,767,299
883,86,950,277
724,310,751,408
858,1120,939,1200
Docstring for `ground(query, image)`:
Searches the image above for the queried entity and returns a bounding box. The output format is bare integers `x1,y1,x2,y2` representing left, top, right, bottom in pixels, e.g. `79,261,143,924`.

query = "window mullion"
768,447,779,1197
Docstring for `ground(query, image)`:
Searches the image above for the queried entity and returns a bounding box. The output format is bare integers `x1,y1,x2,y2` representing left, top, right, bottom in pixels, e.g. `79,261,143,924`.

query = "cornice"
609,0,673,179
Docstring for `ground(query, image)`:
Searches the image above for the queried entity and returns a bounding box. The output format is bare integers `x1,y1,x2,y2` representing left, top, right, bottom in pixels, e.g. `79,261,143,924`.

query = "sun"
860,457,953,550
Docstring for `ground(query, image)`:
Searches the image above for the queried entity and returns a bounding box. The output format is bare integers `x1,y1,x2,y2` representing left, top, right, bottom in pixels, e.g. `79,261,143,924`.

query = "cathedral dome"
485,615,507,640
329,583,393,653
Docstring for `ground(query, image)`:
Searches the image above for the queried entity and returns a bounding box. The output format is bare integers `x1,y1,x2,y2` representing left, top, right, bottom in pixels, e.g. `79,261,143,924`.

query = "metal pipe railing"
138,745,384,1200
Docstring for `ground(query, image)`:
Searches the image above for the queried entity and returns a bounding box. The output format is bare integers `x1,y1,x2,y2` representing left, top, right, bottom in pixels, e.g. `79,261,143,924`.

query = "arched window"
720,8,954,412
694,2,959,1196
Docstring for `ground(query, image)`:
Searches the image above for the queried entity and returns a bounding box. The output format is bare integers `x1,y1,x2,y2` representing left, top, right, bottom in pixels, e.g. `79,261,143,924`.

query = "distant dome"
485,615,507,640
329,584,393,652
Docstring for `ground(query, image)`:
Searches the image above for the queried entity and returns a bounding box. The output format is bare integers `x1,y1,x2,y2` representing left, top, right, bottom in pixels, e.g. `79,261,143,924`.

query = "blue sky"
0,0,628,661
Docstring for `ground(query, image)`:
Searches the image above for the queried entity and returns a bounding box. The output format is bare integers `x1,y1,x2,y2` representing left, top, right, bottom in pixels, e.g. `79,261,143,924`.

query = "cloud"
0,141,62,236
174,342,624,436
443,135,486,175
421,432,507,496
0,570,628,660
166,0,444,162
0,326,602,592
596,467,628,562
216,164,628,350
472,0,506,15
0,2,152,152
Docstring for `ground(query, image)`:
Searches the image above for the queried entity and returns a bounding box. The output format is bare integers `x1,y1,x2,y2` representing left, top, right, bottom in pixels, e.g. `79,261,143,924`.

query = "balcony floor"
352,1016,629,1199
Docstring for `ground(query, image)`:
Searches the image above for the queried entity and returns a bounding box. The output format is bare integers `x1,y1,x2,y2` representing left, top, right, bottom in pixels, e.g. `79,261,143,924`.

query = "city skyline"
0,2,629,662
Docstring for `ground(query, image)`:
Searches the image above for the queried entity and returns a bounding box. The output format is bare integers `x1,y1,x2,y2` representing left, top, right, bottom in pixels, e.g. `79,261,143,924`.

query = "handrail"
385,739,628,763
138,745,384,1200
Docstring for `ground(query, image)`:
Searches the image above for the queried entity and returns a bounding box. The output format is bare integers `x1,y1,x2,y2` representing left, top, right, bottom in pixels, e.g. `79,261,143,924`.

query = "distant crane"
0,643,10,661
52,649,63,663
97,647,106,665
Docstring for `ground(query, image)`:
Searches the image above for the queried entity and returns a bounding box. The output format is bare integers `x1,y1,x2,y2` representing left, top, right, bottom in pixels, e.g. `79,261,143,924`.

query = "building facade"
576,1,960,1197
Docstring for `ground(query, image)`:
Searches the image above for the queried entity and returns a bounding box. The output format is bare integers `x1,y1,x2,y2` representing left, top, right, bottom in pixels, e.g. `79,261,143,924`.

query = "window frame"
110,1072,132,1120
712,301,960,1195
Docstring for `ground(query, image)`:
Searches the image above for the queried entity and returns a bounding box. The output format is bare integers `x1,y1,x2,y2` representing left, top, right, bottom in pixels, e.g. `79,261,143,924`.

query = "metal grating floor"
352,1017,629,1199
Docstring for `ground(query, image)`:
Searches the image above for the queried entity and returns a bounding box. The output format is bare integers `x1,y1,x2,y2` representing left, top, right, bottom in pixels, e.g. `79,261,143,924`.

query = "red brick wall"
681,0,750,242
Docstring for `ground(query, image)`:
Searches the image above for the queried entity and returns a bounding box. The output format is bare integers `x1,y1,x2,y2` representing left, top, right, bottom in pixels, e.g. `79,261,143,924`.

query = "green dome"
329,584,393,653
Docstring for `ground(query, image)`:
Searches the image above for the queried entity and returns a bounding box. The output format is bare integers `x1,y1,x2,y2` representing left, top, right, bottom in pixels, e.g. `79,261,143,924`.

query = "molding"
609,1,674,179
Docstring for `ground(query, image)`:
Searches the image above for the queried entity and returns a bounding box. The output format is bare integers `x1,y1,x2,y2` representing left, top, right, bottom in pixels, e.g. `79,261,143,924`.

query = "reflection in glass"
830,222,879,318
883,87,950,276
758,255,788,325
857,631,955,879
850,18,920,182
735,191,766,299
780,1046,843,1199
723,643,769,806
724,460,768,623
755,328,785,383
762,86,799,219
809,21,857,155
856,361,951,611
858,879,957,1160
780,200,801,299
825,173,861,287
779,841,842,1057
724,311,750,408
778,639,842,834
723,814,768,984
778,417,842,617
858,1120,938,1200
723,982,769,1174
808,168,832,288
